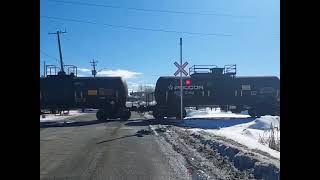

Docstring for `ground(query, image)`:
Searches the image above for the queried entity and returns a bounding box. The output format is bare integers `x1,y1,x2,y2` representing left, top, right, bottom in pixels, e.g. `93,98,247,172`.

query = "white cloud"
97,69,142,79
77,73,88,77
78,68,91,72
76,68,142,79
127,81,139,87
144,84,155,87
77,68,91,77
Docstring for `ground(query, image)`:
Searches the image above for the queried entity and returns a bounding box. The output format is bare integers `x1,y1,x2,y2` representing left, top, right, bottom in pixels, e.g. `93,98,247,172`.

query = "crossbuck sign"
174,61,188,76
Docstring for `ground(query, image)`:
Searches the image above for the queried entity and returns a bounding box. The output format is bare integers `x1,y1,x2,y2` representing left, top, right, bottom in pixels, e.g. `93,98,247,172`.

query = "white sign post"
174,38,188,120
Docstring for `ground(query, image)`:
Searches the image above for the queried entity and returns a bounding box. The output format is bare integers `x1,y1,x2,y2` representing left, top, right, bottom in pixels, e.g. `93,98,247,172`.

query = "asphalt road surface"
40,112,191,180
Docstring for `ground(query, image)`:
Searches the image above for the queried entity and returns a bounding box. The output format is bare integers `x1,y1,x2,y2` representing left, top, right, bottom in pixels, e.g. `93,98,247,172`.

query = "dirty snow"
143,112,154,119
40,109,89,122
188,116,280,159
153,125,258,179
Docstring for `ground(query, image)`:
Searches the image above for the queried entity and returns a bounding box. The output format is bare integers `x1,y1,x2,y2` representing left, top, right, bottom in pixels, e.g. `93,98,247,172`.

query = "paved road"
40,112,190,180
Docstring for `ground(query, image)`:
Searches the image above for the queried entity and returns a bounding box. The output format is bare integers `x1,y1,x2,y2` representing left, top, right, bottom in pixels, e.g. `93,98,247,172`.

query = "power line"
49,0,254,18
40,16,232,37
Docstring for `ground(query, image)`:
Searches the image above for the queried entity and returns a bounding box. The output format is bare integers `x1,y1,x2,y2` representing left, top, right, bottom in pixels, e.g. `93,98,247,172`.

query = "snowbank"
155,126,280,179
189,116,280,159
248,116,280,130
180,118,254,129
185,107,250,119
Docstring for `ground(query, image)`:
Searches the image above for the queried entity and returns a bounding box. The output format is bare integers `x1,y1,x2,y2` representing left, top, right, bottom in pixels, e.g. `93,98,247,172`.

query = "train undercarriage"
41,101,279,121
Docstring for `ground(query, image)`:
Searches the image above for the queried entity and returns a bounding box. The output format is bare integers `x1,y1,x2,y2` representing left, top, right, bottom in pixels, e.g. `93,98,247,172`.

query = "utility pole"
43,60,46,77
48,30,67,73
180,38,183,120
90,59,98,77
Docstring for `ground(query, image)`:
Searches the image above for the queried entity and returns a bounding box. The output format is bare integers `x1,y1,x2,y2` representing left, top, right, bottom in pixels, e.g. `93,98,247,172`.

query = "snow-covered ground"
185,107,250,119
143,107,280,159
151,125,280,179
183,108,280,159
40,109,93,122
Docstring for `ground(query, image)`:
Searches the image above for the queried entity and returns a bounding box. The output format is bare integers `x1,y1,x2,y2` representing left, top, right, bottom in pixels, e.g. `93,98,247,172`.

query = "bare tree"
138,84,144,92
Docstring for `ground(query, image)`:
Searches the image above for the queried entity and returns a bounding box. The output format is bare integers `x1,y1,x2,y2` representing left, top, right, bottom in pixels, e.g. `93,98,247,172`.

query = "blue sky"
40,0,279,91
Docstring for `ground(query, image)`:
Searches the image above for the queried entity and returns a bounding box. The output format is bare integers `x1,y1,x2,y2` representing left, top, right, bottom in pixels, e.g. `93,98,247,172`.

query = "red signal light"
185,79,192,86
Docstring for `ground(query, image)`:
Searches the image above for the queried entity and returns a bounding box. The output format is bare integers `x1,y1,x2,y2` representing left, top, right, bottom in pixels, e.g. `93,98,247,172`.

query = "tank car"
40,65,131,120
153,65,280,118
73,76,130,120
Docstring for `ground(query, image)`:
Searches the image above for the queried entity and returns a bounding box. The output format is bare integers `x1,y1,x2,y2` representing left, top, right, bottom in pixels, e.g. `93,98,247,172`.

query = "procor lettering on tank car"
151,65,280,119
40,65,131,120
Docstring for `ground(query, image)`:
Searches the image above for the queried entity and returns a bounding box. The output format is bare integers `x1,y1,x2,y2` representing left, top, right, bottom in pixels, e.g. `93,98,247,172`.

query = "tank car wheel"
96,109,107,121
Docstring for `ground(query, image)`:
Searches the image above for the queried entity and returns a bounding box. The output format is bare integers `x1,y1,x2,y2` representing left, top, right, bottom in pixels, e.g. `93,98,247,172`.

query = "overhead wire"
48,0,255,18
41,16,232,37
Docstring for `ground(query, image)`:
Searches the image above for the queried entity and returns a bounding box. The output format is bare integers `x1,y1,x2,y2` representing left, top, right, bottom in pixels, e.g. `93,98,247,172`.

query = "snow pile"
40,110,85,122
155,126,280,179
148,101,157,106
185,108,250,119
189,116,280,159
248,116,280,130
144,112,154,119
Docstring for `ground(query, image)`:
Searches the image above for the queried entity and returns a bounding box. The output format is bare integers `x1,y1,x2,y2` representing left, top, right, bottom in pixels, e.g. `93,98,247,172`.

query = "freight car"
40,65,131,120
151,65,280,119
40,72,75,114
73,76,130,120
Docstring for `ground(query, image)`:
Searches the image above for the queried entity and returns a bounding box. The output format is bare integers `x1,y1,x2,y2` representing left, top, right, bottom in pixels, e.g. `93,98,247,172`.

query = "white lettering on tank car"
185,91,194,95
251,91,257,95
173,85,204,90
241,85,251,90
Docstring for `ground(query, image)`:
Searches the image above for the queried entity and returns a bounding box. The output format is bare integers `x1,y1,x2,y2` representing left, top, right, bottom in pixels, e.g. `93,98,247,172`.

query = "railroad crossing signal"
174,61,188,76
